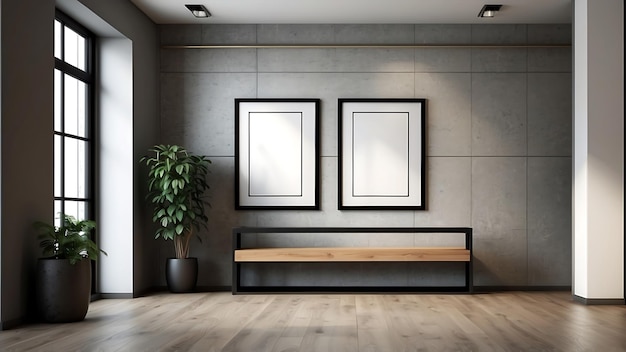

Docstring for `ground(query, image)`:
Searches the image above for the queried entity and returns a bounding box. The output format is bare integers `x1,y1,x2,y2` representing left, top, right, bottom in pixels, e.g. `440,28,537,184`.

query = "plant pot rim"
166,257,198,260
38,257,90,261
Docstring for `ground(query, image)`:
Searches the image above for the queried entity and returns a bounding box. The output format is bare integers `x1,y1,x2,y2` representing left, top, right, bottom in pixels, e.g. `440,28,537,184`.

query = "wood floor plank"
185,294,276,351
221,295,301,351
2,291,626,351
271,306,311,351
451,294,548,351
299,295,358,352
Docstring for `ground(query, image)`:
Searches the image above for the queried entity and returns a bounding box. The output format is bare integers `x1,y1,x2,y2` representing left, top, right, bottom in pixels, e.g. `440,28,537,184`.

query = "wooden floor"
2,291,626,351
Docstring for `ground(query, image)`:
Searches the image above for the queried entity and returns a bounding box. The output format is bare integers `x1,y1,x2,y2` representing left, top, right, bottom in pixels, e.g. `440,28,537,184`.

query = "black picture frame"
235,98,320,210
338,98,426,210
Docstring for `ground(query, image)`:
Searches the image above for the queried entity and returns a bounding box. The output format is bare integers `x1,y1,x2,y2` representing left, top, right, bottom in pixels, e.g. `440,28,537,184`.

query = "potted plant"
34,214,106,323
141,144,211,293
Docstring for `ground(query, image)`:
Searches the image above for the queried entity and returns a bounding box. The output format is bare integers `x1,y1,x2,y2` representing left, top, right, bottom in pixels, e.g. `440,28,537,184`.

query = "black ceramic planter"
166,257,198,293
36,258,91,323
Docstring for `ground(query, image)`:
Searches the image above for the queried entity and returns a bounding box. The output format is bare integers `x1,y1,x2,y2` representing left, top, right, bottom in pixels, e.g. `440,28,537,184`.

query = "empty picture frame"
235,98,320,209
338,98,426,210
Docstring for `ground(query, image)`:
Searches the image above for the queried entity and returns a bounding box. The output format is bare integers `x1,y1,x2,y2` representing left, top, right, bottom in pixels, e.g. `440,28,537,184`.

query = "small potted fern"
34,214,106,323
141,144,211,292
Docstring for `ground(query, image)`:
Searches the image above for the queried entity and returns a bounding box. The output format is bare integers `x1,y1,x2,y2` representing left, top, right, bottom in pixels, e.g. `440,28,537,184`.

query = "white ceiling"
130,0,572,25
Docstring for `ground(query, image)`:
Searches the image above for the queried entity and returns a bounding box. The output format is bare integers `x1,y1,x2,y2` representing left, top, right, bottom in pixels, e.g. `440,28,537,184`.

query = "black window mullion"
59,72,66,220
86,28,95,224
56,131,90,142
59,18,65,63
55,58,92,84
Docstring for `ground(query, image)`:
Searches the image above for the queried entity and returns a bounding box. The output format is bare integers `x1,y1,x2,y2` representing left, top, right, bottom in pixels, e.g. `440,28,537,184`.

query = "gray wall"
0,0,159,328
0,0,55,328
159,24,572,288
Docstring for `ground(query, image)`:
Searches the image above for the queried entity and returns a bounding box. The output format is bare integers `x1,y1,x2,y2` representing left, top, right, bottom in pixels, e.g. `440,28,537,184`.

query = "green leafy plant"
34,214,107,265
141,144,211,259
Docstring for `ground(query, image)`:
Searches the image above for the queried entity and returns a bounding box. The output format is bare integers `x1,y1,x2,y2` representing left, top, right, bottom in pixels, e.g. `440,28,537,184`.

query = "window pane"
64,137,87,198
64,26,86,71
55,20,62,60
64,200,87,221
63,74,87,137
54,201,63,227
54,135,62,197
54,70,62,132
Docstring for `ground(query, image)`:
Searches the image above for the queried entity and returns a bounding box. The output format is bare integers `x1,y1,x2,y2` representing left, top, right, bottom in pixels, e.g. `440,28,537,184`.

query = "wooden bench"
232,227,473,294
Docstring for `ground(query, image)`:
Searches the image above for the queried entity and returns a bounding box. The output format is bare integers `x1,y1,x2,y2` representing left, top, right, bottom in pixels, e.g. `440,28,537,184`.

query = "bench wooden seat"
234,247,471,262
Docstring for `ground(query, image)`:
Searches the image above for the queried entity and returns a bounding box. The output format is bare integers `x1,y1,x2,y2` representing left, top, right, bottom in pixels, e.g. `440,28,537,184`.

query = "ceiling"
130,0,572,25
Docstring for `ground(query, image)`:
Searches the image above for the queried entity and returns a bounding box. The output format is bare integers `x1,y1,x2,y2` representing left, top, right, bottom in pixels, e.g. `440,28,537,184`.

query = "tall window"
54,11,95,225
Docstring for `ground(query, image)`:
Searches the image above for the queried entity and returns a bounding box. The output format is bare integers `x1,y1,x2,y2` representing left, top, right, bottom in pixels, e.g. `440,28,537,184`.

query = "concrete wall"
159,24,573,288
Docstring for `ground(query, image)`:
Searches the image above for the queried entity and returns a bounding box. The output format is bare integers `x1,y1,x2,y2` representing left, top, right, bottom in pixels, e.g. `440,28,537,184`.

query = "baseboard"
96,287,232,299
196,286,231,292
99,293,135,299
0,317,23,331
145,286,231,294
573,295,625,305
474,286,571,293
102,286,571,297
229,286,571,294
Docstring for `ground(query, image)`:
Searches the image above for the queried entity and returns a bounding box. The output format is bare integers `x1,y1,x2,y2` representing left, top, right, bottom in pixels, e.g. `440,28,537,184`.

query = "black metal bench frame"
232,227,473,294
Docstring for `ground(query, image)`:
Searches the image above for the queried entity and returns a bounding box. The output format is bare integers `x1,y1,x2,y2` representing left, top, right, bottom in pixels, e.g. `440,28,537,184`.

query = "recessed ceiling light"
478,4,502,18
185,4,211,18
